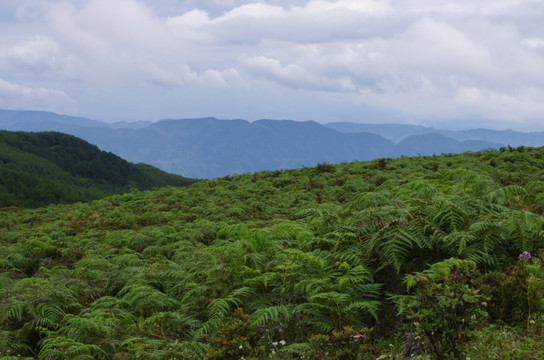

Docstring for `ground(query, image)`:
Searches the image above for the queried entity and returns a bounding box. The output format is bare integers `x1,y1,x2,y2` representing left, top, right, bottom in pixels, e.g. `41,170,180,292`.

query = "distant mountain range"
325,121,544,147
0,130,194,208
2,110,542,179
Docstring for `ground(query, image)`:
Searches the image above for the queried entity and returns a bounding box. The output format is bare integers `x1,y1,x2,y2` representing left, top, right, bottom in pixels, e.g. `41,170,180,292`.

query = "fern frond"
488,185,528,206
443,231,476,256
207,287,253,323
380,228,422,273
249,305,292,327
38,336,105,360
311,321,336,333
345,300,381,321
278,342,311,357
349,192,390,211
404,258,476,291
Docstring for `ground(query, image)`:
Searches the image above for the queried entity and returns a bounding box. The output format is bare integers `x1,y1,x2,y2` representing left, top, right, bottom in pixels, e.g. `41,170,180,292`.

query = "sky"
1,0,544,130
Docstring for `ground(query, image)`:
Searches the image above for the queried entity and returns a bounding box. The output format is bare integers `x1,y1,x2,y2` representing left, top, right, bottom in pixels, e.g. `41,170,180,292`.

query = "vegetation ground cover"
1,146,544,359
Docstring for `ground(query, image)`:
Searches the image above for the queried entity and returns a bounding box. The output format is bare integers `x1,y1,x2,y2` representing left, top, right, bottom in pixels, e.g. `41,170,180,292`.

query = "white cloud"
0,36,60,72
523,38,544,48
0,77,73,111
0,0,544,128
242,55,355,92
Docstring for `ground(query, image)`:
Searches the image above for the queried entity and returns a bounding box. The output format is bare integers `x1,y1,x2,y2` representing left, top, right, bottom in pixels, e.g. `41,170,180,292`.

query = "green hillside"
0,131,195,208
1,146,544,359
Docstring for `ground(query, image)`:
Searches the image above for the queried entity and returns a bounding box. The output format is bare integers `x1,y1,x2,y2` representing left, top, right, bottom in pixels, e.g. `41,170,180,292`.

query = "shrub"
396,259,489,359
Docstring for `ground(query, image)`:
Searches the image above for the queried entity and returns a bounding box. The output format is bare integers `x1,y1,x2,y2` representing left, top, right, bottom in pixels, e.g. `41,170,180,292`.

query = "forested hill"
2,145,544,358
0,130,195,208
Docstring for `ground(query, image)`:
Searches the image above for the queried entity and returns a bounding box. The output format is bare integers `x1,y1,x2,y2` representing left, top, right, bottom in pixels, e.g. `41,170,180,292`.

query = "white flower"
239,345,243,349
272,341,278,346
279,340,286,346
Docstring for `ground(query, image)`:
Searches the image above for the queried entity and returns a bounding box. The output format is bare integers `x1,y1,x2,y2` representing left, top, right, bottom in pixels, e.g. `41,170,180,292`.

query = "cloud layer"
1,0,543,129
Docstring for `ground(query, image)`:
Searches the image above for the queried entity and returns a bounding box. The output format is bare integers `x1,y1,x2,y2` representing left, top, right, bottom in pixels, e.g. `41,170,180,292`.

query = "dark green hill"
0,130,195,208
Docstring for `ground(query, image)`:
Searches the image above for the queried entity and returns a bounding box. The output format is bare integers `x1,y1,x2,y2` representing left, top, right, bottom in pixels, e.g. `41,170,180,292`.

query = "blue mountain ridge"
1,110,532,178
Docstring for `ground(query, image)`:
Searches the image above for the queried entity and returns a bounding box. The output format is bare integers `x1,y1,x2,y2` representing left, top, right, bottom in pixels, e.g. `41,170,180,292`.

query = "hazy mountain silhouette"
2,110,534,178
326,121,544,147
392,133,502,157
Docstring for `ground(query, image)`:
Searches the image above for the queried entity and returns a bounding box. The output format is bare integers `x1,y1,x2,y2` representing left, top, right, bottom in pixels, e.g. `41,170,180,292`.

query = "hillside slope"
1,146,544,358
0,131,195,208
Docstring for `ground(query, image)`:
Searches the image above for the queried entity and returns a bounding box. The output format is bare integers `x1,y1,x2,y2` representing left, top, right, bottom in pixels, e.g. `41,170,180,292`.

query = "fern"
195,286,254,339
349,191,390,211
118,284,177,316
278,342,311,357
337,265,372,290
431,199,468,232
443,231,476,256
345,300,380,321
249,305,292,327
448,168,497,197
38,336,105,360
488,185,528,206
60,311,119,344
502,210,544,254
378,227,424,273
404,258,476,291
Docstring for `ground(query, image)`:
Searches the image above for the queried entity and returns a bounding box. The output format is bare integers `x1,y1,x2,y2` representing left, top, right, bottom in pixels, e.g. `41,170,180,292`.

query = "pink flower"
518,251,531,263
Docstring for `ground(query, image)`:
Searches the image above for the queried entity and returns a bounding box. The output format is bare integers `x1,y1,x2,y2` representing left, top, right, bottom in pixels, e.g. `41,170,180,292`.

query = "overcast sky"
1,0,544,130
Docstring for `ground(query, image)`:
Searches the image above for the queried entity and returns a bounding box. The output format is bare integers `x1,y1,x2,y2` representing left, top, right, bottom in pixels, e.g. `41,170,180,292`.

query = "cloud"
242,55,355,92
37,0,231,89
0,77,73,111
1,0,544,128
0,36,61,73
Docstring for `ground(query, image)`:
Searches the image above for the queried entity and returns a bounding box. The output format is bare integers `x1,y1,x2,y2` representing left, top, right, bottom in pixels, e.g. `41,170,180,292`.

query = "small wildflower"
272,341,278,346
279,340,286,346
530,320,536,324
239,345,243,349
518,251,531,263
